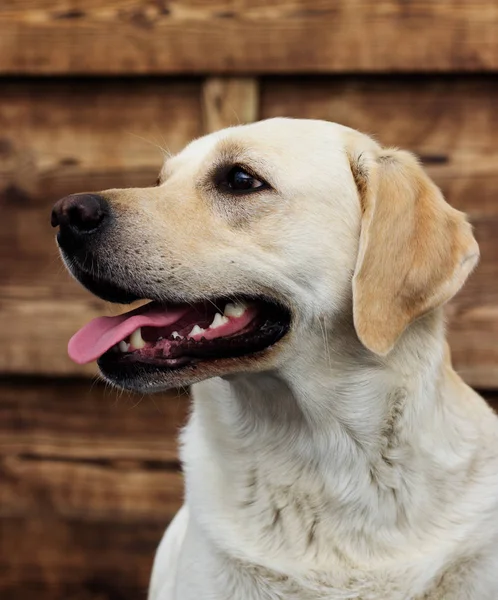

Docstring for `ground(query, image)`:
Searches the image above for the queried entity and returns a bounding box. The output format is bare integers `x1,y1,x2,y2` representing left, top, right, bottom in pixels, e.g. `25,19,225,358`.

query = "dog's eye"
221,167,266,193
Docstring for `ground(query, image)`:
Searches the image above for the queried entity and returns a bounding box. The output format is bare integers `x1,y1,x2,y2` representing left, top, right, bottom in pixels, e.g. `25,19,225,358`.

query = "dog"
51,118,498,599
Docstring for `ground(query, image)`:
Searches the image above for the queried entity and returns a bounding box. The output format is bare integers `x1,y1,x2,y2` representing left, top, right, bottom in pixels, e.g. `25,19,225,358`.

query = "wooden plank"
2,78,498,385
0,78,201,200
2,1,498,74
202,77,260,133
0,378,186,599
0,378,185,518
0,517,163,600
0,294,102,376
0,452,184,521
0,378,188,463
447,217,498,388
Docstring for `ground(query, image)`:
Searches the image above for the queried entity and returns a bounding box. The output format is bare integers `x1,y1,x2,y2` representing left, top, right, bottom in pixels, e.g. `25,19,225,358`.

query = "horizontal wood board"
2,1,498,74
0,379,187,600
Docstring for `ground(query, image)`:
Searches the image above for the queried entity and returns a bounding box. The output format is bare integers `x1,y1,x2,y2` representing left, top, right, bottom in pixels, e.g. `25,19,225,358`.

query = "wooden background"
1,2,498,598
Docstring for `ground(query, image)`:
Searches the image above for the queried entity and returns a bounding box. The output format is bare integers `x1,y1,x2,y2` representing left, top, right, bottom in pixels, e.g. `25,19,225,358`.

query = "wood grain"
447,215,498,388
0,378,186,599
0,517,163,600
202,77,260,133
1,77,498,384
0,377,188,463
2,1,498,74
0,378,185,519
1,452,183,521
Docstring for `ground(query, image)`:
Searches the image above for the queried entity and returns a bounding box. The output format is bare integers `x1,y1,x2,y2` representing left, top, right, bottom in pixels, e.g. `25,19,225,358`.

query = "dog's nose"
51,193,109,235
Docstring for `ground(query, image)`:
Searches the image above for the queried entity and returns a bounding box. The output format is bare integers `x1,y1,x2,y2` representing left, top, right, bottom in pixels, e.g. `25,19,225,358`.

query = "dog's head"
52,118,478,392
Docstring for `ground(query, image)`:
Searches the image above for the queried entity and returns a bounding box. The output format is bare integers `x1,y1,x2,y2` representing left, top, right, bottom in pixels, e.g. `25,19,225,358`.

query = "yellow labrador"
52,119,498,599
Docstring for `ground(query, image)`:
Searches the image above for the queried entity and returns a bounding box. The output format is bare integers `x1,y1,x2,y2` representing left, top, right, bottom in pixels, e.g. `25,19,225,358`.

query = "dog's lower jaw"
172,319,498,599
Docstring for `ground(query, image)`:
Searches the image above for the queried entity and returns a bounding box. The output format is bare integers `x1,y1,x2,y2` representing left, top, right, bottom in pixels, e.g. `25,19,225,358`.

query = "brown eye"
222,166,267,193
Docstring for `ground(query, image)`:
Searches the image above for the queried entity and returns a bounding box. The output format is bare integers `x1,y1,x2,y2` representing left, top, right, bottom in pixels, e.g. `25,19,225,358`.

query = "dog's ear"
349,147,479,356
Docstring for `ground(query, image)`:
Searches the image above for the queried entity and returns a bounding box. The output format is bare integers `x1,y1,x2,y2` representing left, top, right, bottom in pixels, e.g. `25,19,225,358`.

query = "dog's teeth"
118,340,130,352
224,302,247,318
209,312,229,329
171,331,183,340
188,324,205,338
130,327,146,349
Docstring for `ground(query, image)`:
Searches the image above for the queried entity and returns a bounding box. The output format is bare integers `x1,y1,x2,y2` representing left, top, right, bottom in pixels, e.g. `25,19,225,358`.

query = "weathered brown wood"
0,293,102,376
0,516,164,600
2,1,498,74
0,378,185,518
202,77,260,133
0,78,201,199
0,378,188,463
0,378,186,599
0,451,183,521
1,77,498,385
447,217,498,388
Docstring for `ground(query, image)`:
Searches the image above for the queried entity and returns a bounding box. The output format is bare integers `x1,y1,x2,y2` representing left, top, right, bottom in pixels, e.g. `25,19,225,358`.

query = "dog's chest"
185,455,431,599
175,518,407,600
175,540,424,600
176,526,477,600
181,387,495,600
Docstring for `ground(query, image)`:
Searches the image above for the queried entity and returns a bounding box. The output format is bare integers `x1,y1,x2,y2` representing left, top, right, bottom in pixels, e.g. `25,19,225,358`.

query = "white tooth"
118,340,130,352
224,302,247,318
130,327,146,349
209,312,229,329
171,331,183,340
188,324,205,338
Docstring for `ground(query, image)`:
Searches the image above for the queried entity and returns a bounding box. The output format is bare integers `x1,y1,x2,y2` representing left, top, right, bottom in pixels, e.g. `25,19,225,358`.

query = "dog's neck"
190,310,451,470
183,311,487,585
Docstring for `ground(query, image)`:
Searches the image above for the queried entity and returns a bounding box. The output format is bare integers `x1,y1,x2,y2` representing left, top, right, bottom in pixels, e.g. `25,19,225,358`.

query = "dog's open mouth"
69,295,291,371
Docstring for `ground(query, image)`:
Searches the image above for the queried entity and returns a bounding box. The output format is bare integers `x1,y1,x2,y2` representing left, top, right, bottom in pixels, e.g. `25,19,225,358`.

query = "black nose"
51,193,109,235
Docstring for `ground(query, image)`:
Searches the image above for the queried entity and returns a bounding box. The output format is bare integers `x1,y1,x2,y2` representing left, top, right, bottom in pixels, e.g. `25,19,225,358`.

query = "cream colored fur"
105,118,497,599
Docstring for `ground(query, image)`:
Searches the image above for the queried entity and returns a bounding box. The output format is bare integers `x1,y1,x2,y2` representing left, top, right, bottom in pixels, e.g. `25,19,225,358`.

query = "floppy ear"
350,148,479,356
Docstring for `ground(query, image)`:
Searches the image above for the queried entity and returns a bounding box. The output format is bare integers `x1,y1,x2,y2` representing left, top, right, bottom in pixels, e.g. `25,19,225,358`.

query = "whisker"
153,123,172,158
125,131,171,158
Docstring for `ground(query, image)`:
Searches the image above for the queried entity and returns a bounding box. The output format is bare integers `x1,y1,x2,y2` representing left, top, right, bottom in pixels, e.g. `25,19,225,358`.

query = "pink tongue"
68,303,189,365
